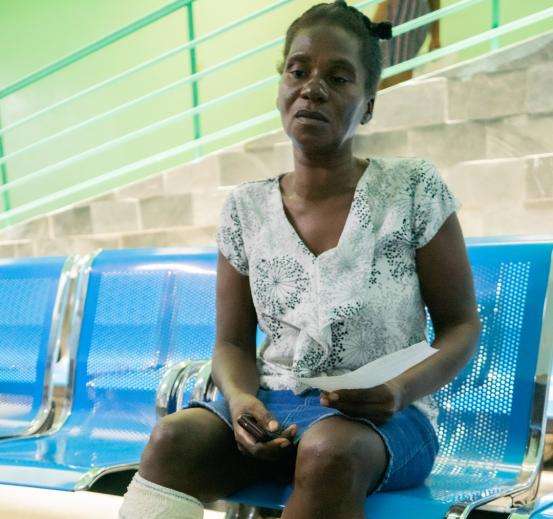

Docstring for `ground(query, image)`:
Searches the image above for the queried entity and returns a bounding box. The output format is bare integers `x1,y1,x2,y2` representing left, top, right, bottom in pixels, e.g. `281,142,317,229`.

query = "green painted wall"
0,0,550,224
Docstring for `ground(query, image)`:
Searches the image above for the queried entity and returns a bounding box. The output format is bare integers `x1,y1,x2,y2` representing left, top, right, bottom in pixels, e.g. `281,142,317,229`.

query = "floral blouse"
216,156,462,432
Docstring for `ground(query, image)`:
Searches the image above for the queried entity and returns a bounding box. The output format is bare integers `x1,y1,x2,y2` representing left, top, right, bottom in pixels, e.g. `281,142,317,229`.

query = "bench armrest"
156,359,210,419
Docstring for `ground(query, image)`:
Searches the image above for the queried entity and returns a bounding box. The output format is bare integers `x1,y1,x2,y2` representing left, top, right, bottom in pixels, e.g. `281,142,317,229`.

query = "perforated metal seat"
184,237,553,519
0,247,218,490
0,255,72,439
1,237,551,518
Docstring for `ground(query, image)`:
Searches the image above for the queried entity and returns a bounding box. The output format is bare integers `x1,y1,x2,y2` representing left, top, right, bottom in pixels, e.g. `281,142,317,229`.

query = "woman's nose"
300,76,329,102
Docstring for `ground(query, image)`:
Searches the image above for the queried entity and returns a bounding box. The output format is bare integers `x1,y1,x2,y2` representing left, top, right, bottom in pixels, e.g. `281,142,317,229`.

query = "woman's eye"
290,69,305,79
332,76,349,84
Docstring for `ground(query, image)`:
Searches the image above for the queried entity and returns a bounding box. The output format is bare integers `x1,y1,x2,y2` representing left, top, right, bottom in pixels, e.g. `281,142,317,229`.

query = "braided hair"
277,1,392,96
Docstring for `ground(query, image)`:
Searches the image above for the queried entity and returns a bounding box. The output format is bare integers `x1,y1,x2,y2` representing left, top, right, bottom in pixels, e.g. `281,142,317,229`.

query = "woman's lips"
295,109,329,122
295,116,328,125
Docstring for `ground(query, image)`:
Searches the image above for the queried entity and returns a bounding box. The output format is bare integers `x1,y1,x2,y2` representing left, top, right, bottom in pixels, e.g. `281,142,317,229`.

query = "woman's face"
277,23,373,154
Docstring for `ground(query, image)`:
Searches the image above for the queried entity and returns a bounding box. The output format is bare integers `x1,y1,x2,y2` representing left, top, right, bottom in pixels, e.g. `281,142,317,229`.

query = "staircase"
0,30,551,258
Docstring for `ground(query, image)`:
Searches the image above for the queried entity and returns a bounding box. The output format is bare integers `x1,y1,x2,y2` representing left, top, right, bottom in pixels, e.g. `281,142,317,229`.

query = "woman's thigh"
185,389,438,494
144,407,296,496
283,396,439,493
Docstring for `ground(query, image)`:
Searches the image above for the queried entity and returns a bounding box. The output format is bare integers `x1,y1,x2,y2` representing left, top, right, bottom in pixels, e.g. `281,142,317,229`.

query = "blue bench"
165,237,553,519
0,237,551,519
0,248,218,490
0,255,73,439
512,493,553,518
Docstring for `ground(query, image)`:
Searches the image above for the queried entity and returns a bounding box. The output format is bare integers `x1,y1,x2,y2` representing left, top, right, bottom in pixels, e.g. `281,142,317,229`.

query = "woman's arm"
211,251,298,458
393,211,481,406
211,251,260,401
428,0,441,51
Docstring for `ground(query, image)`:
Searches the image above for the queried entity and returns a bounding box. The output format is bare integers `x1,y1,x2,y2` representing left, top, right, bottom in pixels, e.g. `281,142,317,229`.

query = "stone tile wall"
0,31,551,258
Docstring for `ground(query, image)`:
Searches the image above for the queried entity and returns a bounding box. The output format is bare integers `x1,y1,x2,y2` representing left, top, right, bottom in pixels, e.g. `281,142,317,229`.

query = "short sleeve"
411,159,462,249
216,189,249,275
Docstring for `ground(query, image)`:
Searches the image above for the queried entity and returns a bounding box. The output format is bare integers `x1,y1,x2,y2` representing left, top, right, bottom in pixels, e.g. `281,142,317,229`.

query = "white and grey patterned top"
216,156,462,433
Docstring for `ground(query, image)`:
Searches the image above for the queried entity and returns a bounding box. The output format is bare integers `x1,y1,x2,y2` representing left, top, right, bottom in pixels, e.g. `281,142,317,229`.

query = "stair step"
446,157,527,211
447,69,526,122
2,31,553,259
446,152,553,207
486,114,553,159
364,77,448,133
120,225,217,249
526,153,553,200
408,120,487,169
0,240,33,258
89,200,141,234
528,62,553,114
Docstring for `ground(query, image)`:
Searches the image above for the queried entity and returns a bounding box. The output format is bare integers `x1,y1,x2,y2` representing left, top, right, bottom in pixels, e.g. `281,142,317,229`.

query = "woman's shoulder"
372,156,443,192
373,155,434,174
224,175,277,205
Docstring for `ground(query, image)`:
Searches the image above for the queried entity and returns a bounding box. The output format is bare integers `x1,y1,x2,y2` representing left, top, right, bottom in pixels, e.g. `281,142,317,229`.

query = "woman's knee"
293,416,390,497
294,429,371,492
148,416,186,456
140,409,221,477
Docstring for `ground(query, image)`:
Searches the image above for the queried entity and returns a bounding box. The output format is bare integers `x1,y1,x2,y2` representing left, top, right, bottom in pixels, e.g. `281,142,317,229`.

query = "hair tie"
369,20,393,40
334,1,392,40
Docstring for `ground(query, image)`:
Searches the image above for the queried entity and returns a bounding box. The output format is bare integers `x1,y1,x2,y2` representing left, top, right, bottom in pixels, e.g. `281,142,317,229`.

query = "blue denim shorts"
186,387,439,494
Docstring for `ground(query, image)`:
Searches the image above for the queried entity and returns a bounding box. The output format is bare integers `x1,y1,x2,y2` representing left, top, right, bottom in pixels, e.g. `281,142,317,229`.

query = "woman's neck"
284,149,368,202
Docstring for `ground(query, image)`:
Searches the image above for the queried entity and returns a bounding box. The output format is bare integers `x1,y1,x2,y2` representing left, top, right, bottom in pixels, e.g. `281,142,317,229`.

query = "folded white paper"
297,340,438,391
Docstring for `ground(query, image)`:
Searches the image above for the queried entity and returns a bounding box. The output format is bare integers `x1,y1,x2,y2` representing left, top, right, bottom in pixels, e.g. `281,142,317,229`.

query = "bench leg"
224,503,263,518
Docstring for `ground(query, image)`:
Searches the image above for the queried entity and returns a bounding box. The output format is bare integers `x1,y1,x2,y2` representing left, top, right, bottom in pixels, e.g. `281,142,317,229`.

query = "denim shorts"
186,387,440,494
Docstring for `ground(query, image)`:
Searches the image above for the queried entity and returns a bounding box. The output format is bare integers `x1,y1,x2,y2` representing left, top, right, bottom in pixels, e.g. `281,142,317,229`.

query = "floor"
0,484,227,519
0,471,552,518
3,458,553,518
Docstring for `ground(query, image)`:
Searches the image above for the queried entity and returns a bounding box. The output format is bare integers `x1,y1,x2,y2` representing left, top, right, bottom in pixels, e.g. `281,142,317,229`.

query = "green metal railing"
186,0,202,148
0,111,8,214
0,0,295,223
491,0,501,50
0,0,551,229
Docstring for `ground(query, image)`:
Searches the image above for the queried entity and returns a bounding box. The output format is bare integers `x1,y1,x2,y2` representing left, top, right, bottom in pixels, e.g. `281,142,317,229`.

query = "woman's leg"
139,407,296,502
281,415,389,519
120,406,296,518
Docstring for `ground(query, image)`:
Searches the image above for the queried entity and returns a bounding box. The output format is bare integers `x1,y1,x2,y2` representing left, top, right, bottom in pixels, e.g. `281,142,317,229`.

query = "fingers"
321,388,385,403
237,435,288,461
235,422,298,461
318,394,393,424
251,404,279,432
330,402,392,424
251,436,294,460
235,422,258,449
282,423,297,439
236,442,248,456
230,394,299,460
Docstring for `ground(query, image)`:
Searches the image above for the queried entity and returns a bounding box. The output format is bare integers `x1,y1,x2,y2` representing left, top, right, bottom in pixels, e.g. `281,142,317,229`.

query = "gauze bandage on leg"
119,472,204,519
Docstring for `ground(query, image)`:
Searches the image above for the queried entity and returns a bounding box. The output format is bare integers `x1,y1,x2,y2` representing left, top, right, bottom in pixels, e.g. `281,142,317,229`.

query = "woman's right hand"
228,392,297,461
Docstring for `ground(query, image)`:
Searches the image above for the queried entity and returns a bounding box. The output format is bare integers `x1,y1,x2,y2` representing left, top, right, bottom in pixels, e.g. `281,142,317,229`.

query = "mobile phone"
237,413,283,443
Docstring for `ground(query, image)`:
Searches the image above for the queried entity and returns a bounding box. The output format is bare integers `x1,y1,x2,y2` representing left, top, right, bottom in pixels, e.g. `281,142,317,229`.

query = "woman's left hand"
319,379,406,425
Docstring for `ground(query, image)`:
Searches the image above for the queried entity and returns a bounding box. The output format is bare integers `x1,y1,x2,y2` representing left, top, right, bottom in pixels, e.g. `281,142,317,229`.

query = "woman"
119,2,481,518
374,0,442,90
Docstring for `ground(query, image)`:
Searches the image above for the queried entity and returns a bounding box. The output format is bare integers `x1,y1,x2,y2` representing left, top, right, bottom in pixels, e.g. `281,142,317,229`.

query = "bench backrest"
220,238,553,511
0,256,69,437
233,239,553,485
65,248,218,446
203,239,553,476
431,239,553,478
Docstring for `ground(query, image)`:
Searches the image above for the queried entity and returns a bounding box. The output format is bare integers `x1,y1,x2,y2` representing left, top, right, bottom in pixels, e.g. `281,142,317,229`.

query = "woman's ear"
361,97,375,125
361,112,372,125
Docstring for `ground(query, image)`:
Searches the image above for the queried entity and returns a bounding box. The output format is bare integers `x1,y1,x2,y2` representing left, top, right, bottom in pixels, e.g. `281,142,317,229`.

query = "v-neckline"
274,158,373,261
